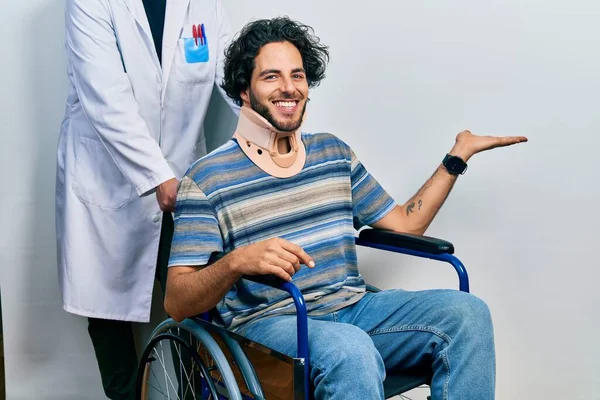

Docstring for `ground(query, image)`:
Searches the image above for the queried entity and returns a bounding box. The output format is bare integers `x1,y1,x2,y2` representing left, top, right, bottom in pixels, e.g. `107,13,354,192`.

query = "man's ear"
240,89,250,106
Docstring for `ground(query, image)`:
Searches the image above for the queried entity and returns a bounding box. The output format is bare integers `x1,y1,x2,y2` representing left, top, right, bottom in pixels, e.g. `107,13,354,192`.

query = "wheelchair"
135,228,470,400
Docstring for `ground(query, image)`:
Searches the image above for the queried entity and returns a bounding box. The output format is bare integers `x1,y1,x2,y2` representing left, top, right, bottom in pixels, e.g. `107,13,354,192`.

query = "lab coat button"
152,214,161,223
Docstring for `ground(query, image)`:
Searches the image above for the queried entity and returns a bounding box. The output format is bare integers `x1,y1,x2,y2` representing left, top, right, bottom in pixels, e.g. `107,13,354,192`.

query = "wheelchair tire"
135,319,243,400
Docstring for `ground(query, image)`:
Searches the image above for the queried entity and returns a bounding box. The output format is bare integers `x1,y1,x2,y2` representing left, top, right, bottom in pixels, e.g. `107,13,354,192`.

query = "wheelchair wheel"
135,320,243,400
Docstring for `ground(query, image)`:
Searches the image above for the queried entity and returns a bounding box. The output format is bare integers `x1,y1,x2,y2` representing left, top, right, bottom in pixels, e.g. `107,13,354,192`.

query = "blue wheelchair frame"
139,228,470,400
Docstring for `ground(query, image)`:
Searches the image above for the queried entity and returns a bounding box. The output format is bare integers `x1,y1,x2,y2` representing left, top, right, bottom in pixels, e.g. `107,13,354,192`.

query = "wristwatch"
442,153,468,175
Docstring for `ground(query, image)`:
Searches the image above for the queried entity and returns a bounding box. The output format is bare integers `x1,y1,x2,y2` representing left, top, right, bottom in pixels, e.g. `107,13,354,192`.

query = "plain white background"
1,0,599,399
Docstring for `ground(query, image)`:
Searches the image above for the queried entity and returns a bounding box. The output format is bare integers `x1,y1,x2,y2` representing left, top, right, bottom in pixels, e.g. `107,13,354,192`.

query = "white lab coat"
56,0,238,322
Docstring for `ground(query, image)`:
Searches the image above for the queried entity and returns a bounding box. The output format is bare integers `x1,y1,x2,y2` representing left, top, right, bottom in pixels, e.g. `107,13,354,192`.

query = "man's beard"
249,89,306,132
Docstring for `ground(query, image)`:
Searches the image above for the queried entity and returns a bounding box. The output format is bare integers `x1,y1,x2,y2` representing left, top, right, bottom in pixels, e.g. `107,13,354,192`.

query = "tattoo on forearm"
417,175,435,196
406,202,415,215
406,166,456,218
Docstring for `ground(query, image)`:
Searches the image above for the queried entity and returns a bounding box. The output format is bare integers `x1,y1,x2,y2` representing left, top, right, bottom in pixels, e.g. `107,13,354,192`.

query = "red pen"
192,24,198,46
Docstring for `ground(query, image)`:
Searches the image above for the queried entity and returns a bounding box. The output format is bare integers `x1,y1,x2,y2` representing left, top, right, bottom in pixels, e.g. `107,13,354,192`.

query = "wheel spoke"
140,331,226,400
144,378,173,398
148,362,169,399
172,332,197,400
154,345,181,400
190,332,196,396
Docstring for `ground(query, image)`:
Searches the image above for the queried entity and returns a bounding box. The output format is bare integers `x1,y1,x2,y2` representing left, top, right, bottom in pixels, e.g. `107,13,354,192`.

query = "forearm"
399,164,458,234
400,143,472,234
165,252,243,321
373,143,470,235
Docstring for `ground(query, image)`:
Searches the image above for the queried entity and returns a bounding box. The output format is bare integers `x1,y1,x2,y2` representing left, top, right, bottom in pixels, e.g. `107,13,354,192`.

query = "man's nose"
279,76,295,94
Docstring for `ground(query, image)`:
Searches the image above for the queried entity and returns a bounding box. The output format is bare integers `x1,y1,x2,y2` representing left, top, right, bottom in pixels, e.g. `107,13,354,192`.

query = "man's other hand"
232,238,315,282
156,178,179,212
450,130,528,161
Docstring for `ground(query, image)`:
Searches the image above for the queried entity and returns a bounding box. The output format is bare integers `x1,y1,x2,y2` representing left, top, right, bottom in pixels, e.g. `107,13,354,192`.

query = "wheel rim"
135,332,221,400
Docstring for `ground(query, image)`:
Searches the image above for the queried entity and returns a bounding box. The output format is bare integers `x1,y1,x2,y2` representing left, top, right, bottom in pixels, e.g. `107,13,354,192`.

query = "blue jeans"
240,289,495,399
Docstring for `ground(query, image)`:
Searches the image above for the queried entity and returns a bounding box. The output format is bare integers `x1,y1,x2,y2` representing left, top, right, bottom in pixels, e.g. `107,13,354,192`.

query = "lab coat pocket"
72,137,133,210
183,38,209,63
176,38,214,86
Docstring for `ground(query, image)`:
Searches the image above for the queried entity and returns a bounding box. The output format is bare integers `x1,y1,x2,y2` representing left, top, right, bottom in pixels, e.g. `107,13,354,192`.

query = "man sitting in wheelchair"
164,17,527,400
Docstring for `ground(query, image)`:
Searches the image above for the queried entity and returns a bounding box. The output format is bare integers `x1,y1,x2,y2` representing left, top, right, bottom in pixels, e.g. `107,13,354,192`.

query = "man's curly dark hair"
221,17,330,106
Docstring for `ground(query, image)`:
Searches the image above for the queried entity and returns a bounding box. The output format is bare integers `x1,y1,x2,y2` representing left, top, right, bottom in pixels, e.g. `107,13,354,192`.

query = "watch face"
448,157,461,170
445,155,466,174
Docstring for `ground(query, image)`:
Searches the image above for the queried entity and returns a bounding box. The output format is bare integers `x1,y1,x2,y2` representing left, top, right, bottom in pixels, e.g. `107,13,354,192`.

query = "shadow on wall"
6,1,104,398
16,0,69,371
204,86,238,152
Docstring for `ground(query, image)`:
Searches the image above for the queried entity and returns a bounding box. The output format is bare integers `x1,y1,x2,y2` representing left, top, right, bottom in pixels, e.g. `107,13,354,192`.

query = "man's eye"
293,74,306,79
265,75,277,80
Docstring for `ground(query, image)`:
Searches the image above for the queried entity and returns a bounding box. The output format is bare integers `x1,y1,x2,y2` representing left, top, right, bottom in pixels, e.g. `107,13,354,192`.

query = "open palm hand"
454,130,528,160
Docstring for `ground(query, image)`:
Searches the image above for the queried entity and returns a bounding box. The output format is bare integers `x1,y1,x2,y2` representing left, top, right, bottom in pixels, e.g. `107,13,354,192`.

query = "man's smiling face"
241,41,309,132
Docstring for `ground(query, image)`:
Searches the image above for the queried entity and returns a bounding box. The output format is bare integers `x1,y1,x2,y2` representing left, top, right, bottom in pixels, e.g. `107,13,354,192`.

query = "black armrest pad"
358,229,454,255
242,274,286,288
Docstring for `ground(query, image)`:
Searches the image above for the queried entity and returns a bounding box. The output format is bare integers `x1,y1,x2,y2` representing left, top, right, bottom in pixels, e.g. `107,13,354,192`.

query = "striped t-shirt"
168,132,396,330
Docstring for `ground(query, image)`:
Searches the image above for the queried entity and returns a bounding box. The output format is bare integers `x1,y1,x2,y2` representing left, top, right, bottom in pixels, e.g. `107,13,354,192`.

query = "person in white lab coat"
55,0,238,398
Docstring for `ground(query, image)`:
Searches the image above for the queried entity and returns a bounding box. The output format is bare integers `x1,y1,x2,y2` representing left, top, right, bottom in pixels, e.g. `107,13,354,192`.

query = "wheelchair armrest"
243,274,289,288
356,229,470,293
357,228,454,255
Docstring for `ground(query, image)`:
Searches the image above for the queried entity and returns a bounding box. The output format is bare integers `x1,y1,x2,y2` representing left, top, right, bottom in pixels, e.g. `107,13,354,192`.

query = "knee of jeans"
312,324,385,380
444,292,493,337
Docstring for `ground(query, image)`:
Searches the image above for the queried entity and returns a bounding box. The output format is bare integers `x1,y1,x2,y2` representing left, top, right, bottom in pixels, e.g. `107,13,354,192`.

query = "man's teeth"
275,101,296,108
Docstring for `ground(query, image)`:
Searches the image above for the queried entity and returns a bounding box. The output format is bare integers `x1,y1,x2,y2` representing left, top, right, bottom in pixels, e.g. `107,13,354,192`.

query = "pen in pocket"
183,23,210,63
192,24,206,46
